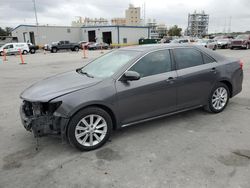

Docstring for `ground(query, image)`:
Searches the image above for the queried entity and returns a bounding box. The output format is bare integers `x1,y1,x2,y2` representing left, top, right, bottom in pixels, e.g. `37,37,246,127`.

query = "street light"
32,0,39,45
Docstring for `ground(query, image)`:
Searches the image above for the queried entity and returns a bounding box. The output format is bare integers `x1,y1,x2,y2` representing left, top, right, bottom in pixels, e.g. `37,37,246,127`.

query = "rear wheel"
0,51,3,56
213,45,217,51
22,50,28,55
230,47,234,50
204,83,230,113
68,107,112,151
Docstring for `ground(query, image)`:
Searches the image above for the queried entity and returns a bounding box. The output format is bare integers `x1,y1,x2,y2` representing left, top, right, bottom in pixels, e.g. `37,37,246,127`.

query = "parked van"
0,43,29,56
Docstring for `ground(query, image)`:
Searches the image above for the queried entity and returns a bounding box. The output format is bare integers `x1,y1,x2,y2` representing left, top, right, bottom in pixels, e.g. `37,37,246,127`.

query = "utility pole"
228,16,232,34
32,0,39,45
144,2,146,26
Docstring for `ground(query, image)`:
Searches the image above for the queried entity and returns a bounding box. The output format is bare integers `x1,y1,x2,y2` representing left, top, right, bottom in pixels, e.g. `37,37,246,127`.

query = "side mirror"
121,71,140,81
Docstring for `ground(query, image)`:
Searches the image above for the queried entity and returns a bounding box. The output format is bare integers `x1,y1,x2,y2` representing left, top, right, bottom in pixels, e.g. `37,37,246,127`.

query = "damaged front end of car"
20,100,69,138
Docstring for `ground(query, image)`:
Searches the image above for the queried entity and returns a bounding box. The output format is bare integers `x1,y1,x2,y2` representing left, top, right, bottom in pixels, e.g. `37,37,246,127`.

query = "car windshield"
79,50,140,78
236,35,248,39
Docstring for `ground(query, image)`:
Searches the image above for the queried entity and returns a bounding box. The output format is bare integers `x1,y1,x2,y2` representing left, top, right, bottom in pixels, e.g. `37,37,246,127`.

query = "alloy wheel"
212,87,228,110
75,114,107,147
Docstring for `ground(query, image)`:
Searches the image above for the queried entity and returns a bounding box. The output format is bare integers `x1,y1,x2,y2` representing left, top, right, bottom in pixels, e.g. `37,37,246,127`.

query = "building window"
123,38,127,44
67,28,71,33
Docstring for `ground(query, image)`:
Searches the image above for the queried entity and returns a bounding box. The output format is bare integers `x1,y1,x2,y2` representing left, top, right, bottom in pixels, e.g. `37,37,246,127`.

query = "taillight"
239,60,244,70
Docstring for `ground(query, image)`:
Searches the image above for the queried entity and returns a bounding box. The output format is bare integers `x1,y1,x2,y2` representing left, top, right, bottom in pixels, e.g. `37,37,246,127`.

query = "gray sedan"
20,44,243,151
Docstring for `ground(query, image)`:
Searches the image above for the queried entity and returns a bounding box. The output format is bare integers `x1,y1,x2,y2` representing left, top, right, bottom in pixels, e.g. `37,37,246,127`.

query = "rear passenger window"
129,50,172,78
174,48,203,70
203,53,215,64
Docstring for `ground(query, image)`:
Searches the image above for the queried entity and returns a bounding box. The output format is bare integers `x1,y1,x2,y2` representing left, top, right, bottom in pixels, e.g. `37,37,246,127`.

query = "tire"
51,48,57,53
0,51,3,56
230,47,234,50
74,46,79,51
204,83,230,113
246,43,249,50
30,49,35,54
22,50,28,55
213,45,217,51
67,107,112,151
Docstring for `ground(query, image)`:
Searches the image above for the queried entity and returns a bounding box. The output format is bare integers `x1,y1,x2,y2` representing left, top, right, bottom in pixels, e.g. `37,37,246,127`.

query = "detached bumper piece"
20,100,68,137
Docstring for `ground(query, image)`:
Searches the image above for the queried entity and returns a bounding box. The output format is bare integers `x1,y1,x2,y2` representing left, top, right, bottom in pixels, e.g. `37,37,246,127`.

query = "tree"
168,25,182,37
0,27,13,36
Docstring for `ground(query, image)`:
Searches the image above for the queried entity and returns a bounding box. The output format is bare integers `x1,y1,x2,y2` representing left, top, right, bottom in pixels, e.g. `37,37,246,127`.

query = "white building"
81,26,150,44
11,25,81,45
11,25,150,45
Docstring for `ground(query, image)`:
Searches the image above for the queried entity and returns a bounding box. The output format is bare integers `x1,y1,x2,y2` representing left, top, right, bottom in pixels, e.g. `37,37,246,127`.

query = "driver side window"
129,49,172,78
4,44,13,49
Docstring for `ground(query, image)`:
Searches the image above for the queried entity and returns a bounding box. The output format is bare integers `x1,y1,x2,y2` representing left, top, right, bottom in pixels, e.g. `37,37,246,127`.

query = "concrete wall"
81,27,118,44
11,25,82,45
119,27,149,44
81,26,150,44
12,25,150,45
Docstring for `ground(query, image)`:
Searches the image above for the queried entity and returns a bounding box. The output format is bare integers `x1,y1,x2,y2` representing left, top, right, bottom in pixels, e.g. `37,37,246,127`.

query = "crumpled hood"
20,71,102,102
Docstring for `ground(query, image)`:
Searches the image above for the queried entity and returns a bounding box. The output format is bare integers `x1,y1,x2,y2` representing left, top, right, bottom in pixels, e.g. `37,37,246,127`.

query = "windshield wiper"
77,69,94,78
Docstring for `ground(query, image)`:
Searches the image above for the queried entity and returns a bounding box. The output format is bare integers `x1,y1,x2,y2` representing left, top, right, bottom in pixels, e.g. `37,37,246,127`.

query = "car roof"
119,43,226,61
119,43,199,52
3,43,27,45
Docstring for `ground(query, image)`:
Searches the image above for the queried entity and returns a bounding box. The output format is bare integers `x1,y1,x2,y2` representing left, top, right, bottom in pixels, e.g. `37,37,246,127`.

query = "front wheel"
51,48,57,53
74,46,79,51
30,49,36,54
246,43,249,50
68,107,112,151
204,83,230,113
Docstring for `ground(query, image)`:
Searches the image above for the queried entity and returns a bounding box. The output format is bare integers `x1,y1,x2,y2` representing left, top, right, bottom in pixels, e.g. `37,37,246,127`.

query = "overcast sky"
0,0,250,33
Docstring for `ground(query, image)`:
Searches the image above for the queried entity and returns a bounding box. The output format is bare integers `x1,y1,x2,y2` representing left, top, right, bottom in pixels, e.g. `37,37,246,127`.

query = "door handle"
166,77,176,83
210,67,217,73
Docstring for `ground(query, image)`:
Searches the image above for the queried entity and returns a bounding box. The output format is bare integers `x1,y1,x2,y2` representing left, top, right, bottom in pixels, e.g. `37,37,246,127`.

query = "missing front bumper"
20,103,69,138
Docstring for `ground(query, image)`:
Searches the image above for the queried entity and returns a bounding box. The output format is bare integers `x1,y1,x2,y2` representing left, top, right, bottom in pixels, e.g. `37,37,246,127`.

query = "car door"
15,44,24,53
173,47,218,109
4,44,14,54
58,41,64,49
64,41,70,49
115,49,177,125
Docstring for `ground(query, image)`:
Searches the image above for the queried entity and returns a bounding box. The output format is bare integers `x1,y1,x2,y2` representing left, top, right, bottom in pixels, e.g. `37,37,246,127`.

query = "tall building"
125,4,141,26
72,17,108,27
147,19,158,39
187,11,209,37
111,18,126,26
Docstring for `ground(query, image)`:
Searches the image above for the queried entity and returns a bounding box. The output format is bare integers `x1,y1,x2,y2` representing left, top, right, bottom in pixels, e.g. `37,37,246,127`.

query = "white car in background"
0,43,29,56
195,39,218,50
216,39,232,49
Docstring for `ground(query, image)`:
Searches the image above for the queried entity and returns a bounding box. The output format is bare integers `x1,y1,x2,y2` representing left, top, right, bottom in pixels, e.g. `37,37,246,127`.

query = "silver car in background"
217,39,231,49
195,39,218,50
